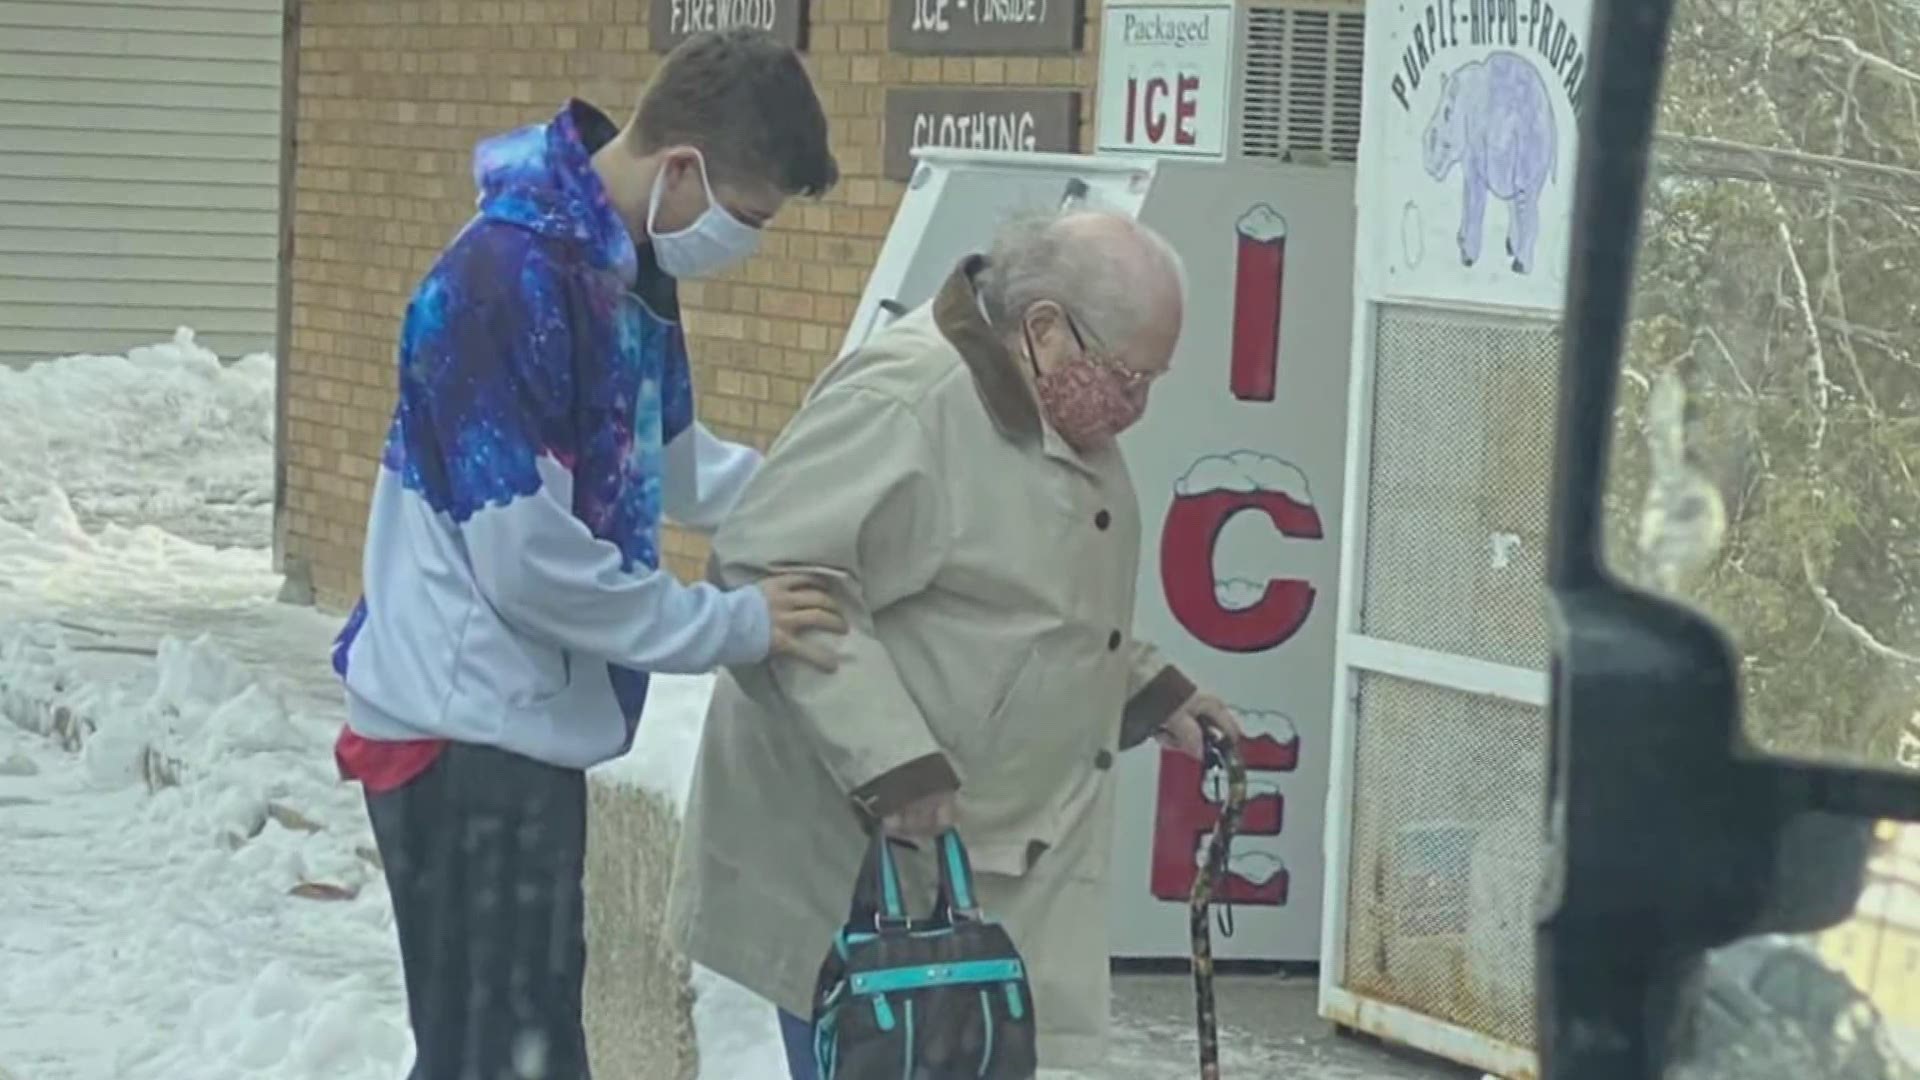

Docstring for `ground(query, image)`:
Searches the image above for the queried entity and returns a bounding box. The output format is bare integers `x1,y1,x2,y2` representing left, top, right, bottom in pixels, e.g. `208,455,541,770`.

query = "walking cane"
1189,717,1246,1080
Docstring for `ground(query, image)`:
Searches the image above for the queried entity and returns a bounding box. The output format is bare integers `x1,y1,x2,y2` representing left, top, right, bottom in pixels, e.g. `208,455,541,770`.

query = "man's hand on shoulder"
759,572,847,671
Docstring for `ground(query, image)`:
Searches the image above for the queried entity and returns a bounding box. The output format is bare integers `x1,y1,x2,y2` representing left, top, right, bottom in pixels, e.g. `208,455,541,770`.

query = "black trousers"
365,741,592,1080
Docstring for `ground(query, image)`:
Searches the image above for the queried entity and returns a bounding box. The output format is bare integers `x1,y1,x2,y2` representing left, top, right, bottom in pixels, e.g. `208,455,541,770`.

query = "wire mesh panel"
1334,302,1560,1057
1361,305,1562,671
1340,671,1549,1046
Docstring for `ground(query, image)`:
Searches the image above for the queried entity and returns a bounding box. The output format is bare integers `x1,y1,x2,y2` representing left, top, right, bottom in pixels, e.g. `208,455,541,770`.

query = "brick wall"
283,0,1104,611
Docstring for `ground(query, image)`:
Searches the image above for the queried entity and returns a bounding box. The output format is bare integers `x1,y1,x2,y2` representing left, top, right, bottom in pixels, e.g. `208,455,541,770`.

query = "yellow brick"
753,402,795,432
830,265,865,294
1039,57,1076,84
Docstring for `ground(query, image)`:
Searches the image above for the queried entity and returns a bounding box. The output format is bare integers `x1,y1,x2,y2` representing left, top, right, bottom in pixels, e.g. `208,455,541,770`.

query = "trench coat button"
1094,749,1114,770
1108,629,1123,651
1095,509,1111,530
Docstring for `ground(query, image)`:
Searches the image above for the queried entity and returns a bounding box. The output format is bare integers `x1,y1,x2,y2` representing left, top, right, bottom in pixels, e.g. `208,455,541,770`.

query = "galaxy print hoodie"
332,101,771,769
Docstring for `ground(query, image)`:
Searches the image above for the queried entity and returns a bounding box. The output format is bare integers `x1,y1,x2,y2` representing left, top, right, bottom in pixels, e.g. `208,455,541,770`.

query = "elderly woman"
665,210,1243,1076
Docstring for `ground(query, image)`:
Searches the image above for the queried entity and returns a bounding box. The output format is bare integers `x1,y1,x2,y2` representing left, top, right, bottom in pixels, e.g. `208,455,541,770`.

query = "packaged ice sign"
1371,0,1590,310
650,0,807,49
1095,2,1234,160
889,0,1082,54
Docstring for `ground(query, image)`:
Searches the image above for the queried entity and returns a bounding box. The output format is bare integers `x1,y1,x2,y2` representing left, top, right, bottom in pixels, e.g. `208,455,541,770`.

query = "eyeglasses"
1063,309,1160,392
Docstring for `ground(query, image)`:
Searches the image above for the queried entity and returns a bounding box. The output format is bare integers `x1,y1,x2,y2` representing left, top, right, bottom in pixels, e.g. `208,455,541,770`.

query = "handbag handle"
933,829,983,923
847,826,985,932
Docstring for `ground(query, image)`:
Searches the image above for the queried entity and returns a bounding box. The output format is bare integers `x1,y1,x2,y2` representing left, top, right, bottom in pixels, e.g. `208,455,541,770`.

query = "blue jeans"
779,1009,818,1080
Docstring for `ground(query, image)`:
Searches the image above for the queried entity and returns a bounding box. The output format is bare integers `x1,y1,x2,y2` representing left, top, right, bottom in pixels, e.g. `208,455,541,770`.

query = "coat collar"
931,255,1097,471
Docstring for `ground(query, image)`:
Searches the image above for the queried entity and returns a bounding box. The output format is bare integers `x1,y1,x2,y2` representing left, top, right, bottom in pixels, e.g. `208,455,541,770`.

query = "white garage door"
0,0,284,367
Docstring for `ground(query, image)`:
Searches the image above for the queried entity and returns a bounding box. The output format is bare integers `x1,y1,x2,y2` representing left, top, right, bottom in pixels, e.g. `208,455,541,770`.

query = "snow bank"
0,488,278,625
0,615,406,1080
0,329,276,548
0,445,405,1080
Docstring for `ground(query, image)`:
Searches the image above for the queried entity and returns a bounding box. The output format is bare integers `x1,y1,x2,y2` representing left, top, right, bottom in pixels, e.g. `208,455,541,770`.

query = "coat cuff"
1120,665,1198,750
850,753,962,818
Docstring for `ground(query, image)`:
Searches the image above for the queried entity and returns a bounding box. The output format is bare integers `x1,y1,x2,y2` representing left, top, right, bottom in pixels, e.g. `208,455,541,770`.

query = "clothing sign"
882,89,1081,182
1370,0,1591,310
1095,2,1234,160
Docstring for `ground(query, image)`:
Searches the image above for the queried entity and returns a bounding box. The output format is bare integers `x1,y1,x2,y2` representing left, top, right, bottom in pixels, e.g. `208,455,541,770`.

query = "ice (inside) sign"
1095,2,1235,160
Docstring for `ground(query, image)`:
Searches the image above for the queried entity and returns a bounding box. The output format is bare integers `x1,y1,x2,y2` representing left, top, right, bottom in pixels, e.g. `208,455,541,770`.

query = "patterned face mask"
1024,312,1148,449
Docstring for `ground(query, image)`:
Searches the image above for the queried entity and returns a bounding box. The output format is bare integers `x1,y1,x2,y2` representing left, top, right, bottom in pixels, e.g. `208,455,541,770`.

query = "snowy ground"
0,335,1469,1080
0,336,752,1080
0,330,273,548
0,336,398,1079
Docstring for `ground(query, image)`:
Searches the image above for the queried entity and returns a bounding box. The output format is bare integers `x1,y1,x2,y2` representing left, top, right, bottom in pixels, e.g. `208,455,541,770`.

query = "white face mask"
645,150,761,279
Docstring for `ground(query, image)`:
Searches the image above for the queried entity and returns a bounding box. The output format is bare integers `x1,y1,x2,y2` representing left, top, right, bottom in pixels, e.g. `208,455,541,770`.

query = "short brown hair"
632,28,838,198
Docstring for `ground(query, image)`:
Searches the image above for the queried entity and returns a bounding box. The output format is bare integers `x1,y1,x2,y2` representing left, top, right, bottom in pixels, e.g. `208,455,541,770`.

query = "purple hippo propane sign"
1371,0,1591,311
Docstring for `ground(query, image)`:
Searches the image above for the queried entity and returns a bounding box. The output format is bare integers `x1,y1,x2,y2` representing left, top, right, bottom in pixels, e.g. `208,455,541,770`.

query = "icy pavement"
0,335,1467,1079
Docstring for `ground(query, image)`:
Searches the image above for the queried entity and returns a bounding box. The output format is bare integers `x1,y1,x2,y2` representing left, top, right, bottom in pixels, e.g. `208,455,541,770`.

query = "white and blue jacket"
332,100,771,769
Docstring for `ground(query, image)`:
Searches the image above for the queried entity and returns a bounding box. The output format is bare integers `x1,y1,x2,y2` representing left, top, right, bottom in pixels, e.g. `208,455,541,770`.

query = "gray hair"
976,210,1185,351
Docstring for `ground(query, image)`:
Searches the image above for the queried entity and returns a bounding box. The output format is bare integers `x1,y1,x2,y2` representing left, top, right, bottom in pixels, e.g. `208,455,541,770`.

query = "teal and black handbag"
810,827,1038,1079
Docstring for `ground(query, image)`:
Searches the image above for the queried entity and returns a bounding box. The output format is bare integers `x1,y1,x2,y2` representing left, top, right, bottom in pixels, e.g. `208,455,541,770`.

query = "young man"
330,30,844,1080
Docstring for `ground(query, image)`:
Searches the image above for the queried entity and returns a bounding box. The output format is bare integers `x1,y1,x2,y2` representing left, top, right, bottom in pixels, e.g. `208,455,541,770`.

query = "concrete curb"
583,772,700,1080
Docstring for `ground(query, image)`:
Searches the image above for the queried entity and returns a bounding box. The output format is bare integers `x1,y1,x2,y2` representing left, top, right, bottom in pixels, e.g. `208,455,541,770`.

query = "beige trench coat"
665,257,1195,1069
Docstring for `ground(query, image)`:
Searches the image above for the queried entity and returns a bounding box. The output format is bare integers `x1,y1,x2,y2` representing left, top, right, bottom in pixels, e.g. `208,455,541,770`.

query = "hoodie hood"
472,100,639,282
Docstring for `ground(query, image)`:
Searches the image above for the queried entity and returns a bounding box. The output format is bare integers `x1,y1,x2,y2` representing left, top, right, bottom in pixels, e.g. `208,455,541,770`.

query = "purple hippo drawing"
1422,51,1557,274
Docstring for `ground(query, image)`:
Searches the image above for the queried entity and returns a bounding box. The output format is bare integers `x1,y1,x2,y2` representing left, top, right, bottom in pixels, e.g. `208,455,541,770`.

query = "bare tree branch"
1817,315,1920,364
1804,549,1920,666
1823,195,1882,413
1856,0,1920,141
1701,324,1756,396
1777,220,1833,451
1654,132,1920,207
1809,31,1920,92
